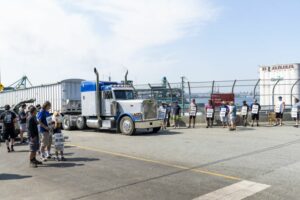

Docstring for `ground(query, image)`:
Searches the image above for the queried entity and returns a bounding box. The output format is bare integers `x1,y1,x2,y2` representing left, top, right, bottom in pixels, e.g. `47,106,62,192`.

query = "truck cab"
78,81,162,135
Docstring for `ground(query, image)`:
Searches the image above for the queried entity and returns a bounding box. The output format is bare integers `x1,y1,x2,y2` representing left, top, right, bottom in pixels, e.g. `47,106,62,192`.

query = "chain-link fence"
134,78,300,114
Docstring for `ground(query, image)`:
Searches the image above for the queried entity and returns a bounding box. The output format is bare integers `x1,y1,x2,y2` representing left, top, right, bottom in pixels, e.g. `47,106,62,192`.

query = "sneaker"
41,155,47,162
7,147,11,153
11,146,15,152
30,161,38,168
33,158,43,165
55,157,61,161
47,154,52,159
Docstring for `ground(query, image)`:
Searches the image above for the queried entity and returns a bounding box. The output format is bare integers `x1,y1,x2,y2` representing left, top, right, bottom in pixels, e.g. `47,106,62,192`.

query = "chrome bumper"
135,120,162,129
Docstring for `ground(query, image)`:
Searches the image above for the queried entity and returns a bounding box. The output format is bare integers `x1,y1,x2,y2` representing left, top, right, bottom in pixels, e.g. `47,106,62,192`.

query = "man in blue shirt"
37,101,52,161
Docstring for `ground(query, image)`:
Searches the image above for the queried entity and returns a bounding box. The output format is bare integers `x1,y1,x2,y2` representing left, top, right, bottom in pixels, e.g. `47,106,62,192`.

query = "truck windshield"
114,90,135,100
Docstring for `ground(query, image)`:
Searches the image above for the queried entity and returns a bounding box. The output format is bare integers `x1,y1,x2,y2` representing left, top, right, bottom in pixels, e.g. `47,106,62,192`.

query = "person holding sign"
292,98,300,128
219,101,229,128
250,99,261,127
205,100,215,128
241,101,249,127
274,96,285,126
52,111,66,161
188,99,198,128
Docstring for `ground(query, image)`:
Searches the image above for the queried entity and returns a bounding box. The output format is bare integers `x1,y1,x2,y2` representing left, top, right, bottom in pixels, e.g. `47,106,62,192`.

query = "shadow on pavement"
65,157,100,162
14,150,30,153
41,162,85,168
134,130,183,136
0,174,32,180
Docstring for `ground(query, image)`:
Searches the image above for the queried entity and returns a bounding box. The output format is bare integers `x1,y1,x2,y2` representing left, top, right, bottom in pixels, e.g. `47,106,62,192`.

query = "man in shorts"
292,98,300,128
188,99,197,128
37,101,52,161
19,104,27,144
0,105,17,152
250,99,261,127
27,106,43,168
274,96,285,126
219,101,229,128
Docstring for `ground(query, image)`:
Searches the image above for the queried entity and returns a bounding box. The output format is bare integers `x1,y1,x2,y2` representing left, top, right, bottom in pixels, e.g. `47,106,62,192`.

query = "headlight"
133,113,143,121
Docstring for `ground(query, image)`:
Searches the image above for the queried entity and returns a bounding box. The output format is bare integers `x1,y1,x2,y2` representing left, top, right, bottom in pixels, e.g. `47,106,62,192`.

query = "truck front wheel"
120,116,136,135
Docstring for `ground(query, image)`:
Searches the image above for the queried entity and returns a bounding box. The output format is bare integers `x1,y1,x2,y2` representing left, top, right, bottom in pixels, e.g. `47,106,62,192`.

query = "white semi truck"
0,68,162,135
61,68,162,135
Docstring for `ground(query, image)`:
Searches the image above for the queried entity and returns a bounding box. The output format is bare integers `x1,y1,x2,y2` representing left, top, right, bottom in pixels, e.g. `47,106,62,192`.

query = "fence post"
168,82,173,103
232,80,237,94
187,81,191,103
181,77,185,115
290,79,300,106
253,79,260,99
272,79,281,107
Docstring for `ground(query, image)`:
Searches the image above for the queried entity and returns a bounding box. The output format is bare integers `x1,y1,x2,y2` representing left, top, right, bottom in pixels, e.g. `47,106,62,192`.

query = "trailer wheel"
76,116,86,130
120,116,136,135
63,117,72,130
152,127,161,133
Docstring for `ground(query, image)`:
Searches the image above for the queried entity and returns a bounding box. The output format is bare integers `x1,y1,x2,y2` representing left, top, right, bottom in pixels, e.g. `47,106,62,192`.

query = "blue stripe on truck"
81,81,118,92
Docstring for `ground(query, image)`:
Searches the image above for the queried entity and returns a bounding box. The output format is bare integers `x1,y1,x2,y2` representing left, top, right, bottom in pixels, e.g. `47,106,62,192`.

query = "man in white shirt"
274,96,285,126
188,99,197,128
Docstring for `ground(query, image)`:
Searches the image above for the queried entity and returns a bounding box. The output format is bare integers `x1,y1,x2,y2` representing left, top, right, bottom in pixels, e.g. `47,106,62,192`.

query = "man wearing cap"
250,99,261,127
0,105,17,152
274,96,285,126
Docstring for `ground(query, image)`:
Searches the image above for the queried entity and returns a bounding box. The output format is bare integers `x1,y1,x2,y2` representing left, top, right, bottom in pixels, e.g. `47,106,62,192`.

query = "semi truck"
0,69,162,135
63,68,162,135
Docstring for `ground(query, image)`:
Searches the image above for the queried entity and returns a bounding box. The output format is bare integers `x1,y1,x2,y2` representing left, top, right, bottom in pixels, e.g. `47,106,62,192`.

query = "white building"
259,63,300,106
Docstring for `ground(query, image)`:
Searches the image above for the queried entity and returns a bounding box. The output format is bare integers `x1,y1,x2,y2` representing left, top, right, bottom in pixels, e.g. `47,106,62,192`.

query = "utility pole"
181,76,185,116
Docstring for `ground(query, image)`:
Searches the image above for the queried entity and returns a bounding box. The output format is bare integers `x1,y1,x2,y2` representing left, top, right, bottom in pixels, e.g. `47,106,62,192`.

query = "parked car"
0,99,35,142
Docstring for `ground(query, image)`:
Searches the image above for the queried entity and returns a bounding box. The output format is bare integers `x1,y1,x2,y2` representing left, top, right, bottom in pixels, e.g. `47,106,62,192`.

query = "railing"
134,78,300,114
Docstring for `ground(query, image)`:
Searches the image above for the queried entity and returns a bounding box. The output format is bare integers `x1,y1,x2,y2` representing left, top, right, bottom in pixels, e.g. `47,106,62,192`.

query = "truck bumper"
135,120,162,129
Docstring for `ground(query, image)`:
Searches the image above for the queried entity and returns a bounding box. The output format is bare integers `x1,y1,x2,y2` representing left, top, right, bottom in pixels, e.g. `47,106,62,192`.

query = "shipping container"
0,79,84,114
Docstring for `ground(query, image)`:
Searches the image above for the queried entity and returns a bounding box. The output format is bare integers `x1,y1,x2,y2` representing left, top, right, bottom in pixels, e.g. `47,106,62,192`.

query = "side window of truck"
104,91,113,99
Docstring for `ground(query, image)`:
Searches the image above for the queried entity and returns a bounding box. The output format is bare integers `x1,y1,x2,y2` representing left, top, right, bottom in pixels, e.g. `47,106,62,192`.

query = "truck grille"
143,100,157,120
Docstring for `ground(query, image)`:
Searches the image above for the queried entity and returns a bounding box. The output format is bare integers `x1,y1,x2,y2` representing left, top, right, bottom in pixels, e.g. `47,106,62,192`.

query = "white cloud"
0,0,218,86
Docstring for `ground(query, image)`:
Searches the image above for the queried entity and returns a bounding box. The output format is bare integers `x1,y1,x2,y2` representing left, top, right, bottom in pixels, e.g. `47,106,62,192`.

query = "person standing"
219,101,229,128
37,101,52,161
18,104,27,144
166,103,172,127
274,96,285,126
172,101,181,129
250,99,261,127
292,98,300,128
0,105,17,152
52,112,66,161
188,99,198,128
159,103,168,130
241,101,250,127
205,100,215,128
229,101,237,131
27,106,43,168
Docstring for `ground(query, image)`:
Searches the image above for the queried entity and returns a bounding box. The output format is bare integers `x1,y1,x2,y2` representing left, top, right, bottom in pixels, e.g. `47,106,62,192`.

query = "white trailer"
0,79,83,114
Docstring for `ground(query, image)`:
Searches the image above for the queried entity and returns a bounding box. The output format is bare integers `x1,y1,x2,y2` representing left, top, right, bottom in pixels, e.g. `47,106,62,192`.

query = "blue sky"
0,0,299,85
